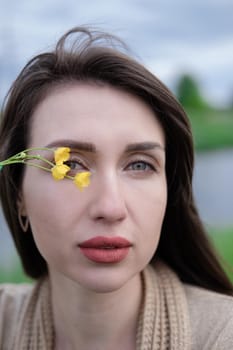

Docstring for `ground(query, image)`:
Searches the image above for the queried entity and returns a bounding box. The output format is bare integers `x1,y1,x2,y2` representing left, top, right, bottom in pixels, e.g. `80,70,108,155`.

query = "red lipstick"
78,236,131,263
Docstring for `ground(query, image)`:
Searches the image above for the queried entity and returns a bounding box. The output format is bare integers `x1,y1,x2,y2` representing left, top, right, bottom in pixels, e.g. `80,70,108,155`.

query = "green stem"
0,147,76,181
21,162,52,173
25,162,75,180
25,155,54,167
0,148,55,167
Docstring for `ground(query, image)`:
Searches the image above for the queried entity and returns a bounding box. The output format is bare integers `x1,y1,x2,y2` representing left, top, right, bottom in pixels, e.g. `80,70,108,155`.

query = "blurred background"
0,0,233,283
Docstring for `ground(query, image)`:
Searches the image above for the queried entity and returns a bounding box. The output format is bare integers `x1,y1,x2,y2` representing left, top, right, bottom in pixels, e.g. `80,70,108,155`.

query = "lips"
78,236,132,263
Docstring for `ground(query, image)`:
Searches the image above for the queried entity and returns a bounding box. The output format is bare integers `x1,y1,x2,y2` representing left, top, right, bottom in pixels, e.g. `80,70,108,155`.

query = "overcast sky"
0,0,233,106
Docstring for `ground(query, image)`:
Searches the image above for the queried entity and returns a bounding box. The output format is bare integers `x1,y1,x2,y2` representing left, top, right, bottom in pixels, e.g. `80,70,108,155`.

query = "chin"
69,266,138,294
83,282,125,294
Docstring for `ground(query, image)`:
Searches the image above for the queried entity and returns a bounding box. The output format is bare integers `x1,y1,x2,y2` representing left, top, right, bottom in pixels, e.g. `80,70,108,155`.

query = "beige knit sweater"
1,262,233,349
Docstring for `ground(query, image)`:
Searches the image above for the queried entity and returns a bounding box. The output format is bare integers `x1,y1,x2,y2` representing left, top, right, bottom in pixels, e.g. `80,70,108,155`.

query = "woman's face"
22,83,167,292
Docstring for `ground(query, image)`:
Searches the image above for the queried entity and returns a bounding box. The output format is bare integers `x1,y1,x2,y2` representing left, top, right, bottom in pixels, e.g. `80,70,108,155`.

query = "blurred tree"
176,74,209,110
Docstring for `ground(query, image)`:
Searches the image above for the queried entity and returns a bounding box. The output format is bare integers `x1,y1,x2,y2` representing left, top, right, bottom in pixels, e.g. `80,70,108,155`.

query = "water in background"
1,149,233,267
193,149,233,227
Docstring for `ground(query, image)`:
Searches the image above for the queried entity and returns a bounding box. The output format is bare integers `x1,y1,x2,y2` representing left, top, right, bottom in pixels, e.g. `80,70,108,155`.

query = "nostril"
88,182,127,222
96,216,105,221
91,205,127,223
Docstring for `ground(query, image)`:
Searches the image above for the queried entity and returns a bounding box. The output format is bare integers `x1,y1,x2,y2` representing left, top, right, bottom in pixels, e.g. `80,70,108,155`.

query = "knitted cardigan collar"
13,262,191,350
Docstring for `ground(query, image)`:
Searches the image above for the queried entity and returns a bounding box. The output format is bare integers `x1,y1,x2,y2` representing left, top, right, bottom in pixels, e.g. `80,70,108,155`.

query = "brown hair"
0,27,232,294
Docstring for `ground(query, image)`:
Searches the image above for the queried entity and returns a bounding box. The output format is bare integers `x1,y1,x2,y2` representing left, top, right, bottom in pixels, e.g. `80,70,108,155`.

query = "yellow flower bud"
51,164,70,180
74,172,91,190
54,147,70,165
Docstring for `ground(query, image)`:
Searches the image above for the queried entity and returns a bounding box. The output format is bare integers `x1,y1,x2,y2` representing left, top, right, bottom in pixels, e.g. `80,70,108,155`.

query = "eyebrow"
46,140,96,152
45,140,165,153
125,142,165,153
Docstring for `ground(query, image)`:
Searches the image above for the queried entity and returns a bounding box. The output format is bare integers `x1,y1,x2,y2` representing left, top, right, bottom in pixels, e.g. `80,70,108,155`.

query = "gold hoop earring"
18,212,29,232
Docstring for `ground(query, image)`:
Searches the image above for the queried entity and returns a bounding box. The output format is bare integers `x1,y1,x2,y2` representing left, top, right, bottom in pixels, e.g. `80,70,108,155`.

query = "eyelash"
51,156,156,175
125,160,156,172
64,158,87,174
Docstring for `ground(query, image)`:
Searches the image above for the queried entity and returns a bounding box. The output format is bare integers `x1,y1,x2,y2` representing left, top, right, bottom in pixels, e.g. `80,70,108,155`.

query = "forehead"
29,83,165,148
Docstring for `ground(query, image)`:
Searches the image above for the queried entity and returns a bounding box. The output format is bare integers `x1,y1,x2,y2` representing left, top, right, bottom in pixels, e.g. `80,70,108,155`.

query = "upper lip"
79,236,132,248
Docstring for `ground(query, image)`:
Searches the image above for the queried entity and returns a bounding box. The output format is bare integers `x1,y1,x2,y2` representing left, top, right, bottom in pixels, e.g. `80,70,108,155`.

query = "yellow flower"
52,147,71,180
52,164,70,180
0,146,91,190
54,147,70,165
74,172,91,190
52,148,91,189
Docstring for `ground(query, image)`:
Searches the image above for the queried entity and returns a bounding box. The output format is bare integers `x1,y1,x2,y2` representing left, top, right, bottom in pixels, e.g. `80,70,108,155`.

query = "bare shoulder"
0,283,33,348
184,284,233,350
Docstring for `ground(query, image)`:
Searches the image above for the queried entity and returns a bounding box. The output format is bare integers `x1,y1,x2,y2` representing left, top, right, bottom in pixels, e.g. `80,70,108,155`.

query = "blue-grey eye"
66,161,80,170
64,160,86,172
128,161,153,171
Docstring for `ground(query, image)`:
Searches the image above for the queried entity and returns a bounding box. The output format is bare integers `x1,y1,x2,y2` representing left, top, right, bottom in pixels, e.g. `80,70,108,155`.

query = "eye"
126,160,155,172
64,159,87,175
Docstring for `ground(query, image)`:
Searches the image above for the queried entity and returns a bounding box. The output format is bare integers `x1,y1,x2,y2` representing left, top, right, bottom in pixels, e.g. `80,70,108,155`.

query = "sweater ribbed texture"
12,278,54,349
136,263,190,350
13,262,190,349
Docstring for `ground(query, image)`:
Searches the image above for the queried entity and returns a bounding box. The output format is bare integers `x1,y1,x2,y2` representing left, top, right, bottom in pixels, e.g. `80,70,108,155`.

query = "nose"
89,173,127,223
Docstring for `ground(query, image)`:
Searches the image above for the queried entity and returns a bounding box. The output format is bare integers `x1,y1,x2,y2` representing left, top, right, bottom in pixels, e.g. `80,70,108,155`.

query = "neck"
49,270,142,350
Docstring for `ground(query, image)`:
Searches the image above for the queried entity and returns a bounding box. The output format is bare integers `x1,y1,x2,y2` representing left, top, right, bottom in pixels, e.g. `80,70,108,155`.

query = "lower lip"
79,247,130,263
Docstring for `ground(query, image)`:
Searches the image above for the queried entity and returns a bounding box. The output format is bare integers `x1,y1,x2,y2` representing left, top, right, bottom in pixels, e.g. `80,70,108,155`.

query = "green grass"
208,226,233,283
0,259,33,284
186,108,233,151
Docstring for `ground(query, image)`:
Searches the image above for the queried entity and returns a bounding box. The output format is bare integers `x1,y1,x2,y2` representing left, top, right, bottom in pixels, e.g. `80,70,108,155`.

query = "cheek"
133,176,167,226
22,169,79,245
22,182,81,266
139,194,167,239
133,177,167,250
23,166,81,215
